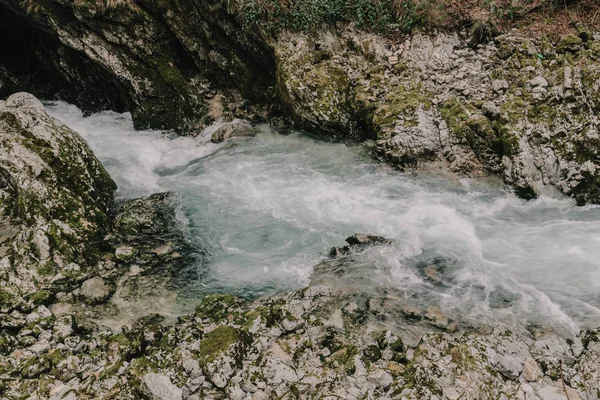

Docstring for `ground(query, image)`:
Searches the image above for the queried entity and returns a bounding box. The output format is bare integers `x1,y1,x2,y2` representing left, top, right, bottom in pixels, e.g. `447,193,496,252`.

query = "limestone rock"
211,121,255,143
522,357,542,382
81,277,112,304
141,373,183,400
0,93,116,304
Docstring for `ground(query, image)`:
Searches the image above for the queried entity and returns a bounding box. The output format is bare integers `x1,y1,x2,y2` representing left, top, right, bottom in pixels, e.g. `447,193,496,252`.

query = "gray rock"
492,79,509,92
211,121,255,143
528,76,549,88
367,369,393,388
522,357,542,382
141,373,183,400
52,315,75,342
482,101,500,119
80,277,112,304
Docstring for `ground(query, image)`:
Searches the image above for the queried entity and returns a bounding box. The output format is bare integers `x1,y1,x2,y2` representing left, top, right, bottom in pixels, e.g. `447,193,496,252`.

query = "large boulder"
0,0,274,131
0,92,116,309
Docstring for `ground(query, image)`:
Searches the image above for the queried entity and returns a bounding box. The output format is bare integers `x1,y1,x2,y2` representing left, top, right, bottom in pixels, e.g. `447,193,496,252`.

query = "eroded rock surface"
0,92,116,310
1,288,599,399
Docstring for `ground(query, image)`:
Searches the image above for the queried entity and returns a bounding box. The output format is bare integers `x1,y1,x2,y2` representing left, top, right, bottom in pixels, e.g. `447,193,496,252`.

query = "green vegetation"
30,290,52,305
231,0,425,33
199,326,240,363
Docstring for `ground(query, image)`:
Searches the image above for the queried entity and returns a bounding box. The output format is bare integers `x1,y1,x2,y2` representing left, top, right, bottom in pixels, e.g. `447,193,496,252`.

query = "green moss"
373,83,432,134
329,346,358,375
390,338,404,353
30,290,52,305
36,261,56,276
0,335,10,355
157,60,186,88
241,311,258,332
440,97,470,139
591,41,600,57
499,96,527,122
0,290,13,307
255,299,291,328
195,294,243,322
363,345,382,362
558,34,583,53
129,357,157,376
199,326,240,363
449,343,476,370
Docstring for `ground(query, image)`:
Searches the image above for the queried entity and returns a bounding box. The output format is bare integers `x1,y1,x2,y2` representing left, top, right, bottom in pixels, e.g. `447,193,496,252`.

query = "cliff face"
0,0,599,204
0,0,275,131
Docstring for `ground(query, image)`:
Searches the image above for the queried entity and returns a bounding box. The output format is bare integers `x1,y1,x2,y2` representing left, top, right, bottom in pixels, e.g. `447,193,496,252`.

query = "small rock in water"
211,121,255,143
141,373,183,400
345,233,390,246
423,265,442,284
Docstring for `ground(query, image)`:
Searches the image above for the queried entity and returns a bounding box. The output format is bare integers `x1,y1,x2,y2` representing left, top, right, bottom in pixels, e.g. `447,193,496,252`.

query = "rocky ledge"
0,93,599,399
1,287,600,400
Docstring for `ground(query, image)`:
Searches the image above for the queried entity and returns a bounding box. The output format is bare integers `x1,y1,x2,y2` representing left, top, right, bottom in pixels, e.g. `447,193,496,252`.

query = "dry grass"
419,0,600,36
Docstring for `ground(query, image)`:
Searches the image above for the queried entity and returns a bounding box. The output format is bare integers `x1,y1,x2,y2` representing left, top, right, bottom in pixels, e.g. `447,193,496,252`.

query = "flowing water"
45,101,600,335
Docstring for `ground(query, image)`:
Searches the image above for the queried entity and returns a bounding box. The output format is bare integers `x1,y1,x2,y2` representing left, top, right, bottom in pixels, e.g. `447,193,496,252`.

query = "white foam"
45,102,600,334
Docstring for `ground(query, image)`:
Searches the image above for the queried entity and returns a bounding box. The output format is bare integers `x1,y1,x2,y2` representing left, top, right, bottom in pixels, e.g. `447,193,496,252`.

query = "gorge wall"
1,0,598,205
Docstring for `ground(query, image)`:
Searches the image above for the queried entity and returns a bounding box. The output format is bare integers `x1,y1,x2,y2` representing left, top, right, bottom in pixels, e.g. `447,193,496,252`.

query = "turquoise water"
46,101,600,334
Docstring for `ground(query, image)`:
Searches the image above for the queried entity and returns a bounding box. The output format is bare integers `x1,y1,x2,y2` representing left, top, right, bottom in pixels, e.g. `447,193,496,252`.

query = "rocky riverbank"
0,92,599,399
1,0,599,204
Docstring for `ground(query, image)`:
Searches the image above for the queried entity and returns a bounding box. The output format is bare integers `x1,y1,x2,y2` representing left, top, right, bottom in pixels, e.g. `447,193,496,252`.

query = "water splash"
46,101,600,335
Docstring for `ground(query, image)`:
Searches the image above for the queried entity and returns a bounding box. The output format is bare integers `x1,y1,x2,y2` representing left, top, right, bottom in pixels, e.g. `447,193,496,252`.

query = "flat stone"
492,79,509,92
367,369,392,388
80,277,112,304
115,245,136,261
141,373,182,400
522,357,542,382
528,76,548,88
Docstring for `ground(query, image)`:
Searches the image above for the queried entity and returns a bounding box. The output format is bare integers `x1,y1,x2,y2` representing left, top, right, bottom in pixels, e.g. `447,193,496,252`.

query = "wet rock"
113,192,193,274
329,233,393,257
211,121,255,143
141,373,183,400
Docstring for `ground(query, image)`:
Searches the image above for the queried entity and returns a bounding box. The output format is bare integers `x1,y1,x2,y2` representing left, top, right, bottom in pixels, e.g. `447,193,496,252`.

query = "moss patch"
199,326,240,363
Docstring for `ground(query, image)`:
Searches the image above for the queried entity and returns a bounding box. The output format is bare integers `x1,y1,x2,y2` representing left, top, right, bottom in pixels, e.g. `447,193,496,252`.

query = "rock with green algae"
0,92,116,308
1,282,599,400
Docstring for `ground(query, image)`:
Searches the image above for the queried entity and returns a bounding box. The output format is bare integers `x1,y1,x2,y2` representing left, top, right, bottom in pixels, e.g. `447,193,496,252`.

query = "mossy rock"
557,34,583,53
199,325,245,364
30,290,53,305
591,41,600,58
195,294,244,323
373,83,432,135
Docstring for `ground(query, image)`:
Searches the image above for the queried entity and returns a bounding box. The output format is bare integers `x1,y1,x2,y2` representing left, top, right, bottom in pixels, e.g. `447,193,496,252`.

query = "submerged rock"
329,233,393,257
210,121,255,143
